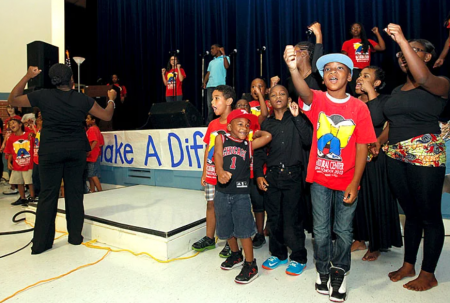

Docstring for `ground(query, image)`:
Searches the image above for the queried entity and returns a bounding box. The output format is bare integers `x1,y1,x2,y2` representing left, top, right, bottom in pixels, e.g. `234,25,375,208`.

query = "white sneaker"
328,267,347,302
3,188,18,195
315,272,330,295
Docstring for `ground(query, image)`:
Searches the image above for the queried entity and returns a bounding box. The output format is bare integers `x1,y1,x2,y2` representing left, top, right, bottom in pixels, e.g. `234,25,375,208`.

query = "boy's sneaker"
262,256,288,270
328,267,347,302
235,259,258,284
11,197,28,206
3,188,18,195
285,261,306,276
219,242,231,258
220,250,244,270
192,236,215,252
315,272,330,295
252,233,266,249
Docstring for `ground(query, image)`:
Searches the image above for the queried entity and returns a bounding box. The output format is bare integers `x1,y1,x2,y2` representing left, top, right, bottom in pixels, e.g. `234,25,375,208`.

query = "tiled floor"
0,183,449,303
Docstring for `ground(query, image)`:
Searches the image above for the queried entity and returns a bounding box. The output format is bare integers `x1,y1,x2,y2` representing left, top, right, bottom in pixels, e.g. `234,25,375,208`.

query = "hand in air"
177,64,181,69
384,24,406,44
219,47,225,56
289,101,300,117
108,89,117,101
371,27,379,34
308,22,322,35
218,171,232,184
283,46,297,71
253,85,263,97
162,68,166,74
270,76,280,87
433,58,444,69
26,66,41,79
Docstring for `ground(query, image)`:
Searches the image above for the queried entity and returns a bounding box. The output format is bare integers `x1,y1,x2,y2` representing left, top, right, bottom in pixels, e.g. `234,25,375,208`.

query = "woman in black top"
382,24,450,291
8,64,115,254
351,66,402,261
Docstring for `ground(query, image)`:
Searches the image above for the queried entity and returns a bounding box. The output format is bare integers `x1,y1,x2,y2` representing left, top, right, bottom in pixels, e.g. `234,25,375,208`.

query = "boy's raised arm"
284,46,313,105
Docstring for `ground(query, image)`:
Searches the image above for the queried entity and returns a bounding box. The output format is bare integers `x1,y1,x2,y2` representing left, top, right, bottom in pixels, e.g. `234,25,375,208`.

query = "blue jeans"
311,182,357,273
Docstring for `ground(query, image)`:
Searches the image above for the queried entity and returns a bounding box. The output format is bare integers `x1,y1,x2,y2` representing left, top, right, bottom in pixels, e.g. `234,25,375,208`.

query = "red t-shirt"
204,118,229,185
341,38,378,69
33,129,41,165
4,131,34,171
86,127,102,162
249,100,273,118
165,68,186,97
299,90,376,191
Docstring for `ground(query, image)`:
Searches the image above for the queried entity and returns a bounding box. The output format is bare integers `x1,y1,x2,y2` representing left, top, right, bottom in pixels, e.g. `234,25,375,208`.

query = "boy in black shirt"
214,109,271,284
254,85,312,276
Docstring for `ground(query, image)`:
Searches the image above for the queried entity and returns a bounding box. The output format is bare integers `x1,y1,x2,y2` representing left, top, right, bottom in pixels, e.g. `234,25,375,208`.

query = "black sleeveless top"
216,135,251,194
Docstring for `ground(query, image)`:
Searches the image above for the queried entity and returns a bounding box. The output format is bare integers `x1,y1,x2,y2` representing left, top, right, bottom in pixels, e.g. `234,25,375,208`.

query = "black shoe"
315,272,330,295
235,259,259,284
252,233,266,249
220,250,244,270
11,197,28,206
192,236,215,252
328,267,347,302
219,242,231,258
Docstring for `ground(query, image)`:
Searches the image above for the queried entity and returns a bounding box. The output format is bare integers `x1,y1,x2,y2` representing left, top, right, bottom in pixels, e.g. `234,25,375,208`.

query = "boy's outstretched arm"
252,130,272,150
343,143,367,204
254,86,268,125
283,46,313,105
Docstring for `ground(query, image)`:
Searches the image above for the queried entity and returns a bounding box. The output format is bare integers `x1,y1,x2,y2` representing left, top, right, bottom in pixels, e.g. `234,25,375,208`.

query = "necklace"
302,69,312,79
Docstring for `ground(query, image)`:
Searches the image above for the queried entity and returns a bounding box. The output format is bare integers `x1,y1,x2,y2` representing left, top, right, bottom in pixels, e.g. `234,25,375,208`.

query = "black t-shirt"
27,89,95,154
366,94,390,137
216,135,251,194
383,83,449,144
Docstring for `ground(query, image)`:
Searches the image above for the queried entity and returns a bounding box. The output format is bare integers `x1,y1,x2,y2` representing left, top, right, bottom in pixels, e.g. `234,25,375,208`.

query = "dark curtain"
96,0,450,129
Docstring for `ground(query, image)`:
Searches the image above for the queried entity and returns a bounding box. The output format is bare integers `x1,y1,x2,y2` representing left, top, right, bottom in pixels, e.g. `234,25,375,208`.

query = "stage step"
26,185,206,260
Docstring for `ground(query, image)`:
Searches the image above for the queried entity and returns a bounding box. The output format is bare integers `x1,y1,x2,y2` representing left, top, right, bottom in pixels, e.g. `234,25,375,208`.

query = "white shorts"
10,169,33,185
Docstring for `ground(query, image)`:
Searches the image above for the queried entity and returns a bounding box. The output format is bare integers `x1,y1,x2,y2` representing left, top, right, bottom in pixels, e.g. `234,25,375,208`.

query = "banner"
100,128,206,171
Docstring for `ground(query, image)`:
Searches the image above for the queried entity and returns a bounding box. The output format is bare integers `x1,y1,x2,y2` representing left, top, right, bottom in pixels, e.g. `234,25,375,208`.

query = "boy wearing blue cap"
284,48,376,302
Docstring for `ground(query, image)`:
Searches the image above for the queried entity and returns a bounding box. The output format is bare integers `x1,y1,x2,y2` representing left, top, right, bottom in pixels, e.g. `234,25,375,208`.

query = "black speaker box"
149,101,203,129
27,41,59,89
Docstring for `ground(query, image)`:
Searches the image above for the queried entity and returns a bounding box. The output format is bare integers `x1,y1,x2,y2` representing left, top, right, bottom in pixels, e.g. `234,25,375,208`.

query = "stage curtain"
96,0,450,128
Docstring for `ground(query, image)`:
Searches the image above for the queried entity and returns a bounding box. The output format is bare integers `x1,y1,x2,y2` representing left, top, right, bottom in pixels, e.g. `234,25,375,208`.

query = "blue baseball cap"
316,53,354,77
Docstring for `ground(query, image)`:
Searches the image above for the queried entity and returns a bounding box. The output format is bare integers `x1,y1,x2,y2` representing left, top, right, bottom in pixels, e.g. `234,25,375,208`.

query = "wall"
0,0,65,100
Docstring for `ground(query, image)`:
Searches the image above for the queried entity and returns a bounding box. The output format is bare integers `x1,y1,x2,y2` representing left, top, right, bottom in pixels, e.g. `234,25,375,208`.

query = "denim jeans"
311,182,357,273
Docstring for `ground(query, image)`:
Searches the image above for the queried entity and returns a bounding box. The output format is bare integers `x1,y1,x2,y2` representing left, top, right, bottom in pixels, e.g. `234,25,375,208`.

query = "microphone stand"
256,46,266,78
230,50,237,90
199,51,209,121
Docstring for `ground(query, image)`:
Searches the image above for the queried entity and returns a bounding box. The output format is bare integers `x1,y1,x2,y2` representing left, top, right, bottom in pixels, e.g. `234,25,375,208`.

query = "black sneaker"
192,236,215,252
235,259,259,284
220,250,244,270
252,233,266,249
11,197,28,206
328,267,347,302
315,272,330,295
219,242,231,258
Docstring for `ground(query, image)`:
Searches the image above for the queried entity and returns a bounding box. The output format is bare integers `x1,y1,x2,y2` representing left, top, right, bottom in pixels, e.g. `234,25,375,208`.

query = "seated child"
214,109,272,284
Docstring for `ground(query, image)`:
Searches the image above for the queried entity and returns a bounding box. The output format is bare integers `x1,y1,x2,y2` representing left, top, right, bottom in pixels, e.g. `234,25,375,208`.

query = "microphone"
169,49,180,55
96,78,103,84
199,50,210,57
306,29,312,36
229,49,237,55
257,46,266,53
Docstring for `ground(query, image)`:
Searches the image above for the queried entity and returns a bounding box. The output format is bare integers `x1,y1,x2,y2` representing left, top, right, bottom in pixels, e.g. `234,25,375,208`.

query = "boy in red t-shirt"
284,49,376,302
191,85,234,256
86,114,104,192
5,119,35,205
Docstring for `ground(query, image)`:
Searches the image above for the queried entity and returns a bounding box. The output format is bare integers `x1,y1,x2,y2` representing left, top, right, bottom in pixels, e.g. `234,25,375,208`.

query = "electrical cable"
0,211,36,259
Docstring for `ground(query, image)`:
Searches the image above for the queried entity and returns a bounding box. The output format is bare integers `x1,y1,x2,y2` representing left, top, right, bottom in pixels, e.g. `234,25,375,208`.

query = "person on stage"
109,74,127,103
8,64,116,254
341,23,386,95
162,56,186,102
351,65,402,261
203,44,230,124
382,23,450,292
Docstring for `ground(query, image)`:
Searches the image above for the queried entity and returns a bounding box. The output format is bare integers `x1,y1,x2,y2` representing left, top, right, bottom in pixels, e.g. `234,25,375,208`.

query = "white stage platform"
26,185,206,260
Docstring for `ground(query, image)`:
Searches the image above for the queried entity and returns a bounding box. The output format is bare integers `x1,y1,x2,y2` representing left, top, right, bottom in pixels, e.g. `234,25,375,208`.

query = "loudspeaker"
27,41,59,89
149,101,203,129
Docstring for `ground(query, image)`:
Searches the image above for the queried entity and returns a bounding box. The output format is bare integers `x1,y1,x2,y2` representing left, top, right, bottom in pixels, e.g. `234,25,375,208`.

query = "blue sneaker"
262,256,288,270
285,261,306,276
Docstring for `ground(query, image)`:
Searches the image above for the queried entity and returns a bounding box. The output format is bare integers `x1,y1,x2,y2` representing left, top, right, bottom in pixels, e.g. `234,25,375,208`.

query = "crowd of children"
191,21,450,302
1,107,105,206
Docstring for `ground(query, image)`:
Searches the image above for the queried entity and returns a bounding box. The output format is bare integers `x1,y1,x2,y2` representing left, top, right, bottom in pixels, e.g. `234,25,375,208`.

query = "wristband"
107,100,116,109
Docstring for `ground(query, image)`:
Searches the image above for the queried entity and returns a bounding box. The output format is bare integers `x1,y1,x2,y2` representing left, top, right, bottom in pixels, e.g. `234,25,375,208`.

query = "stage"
26,185,206,260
